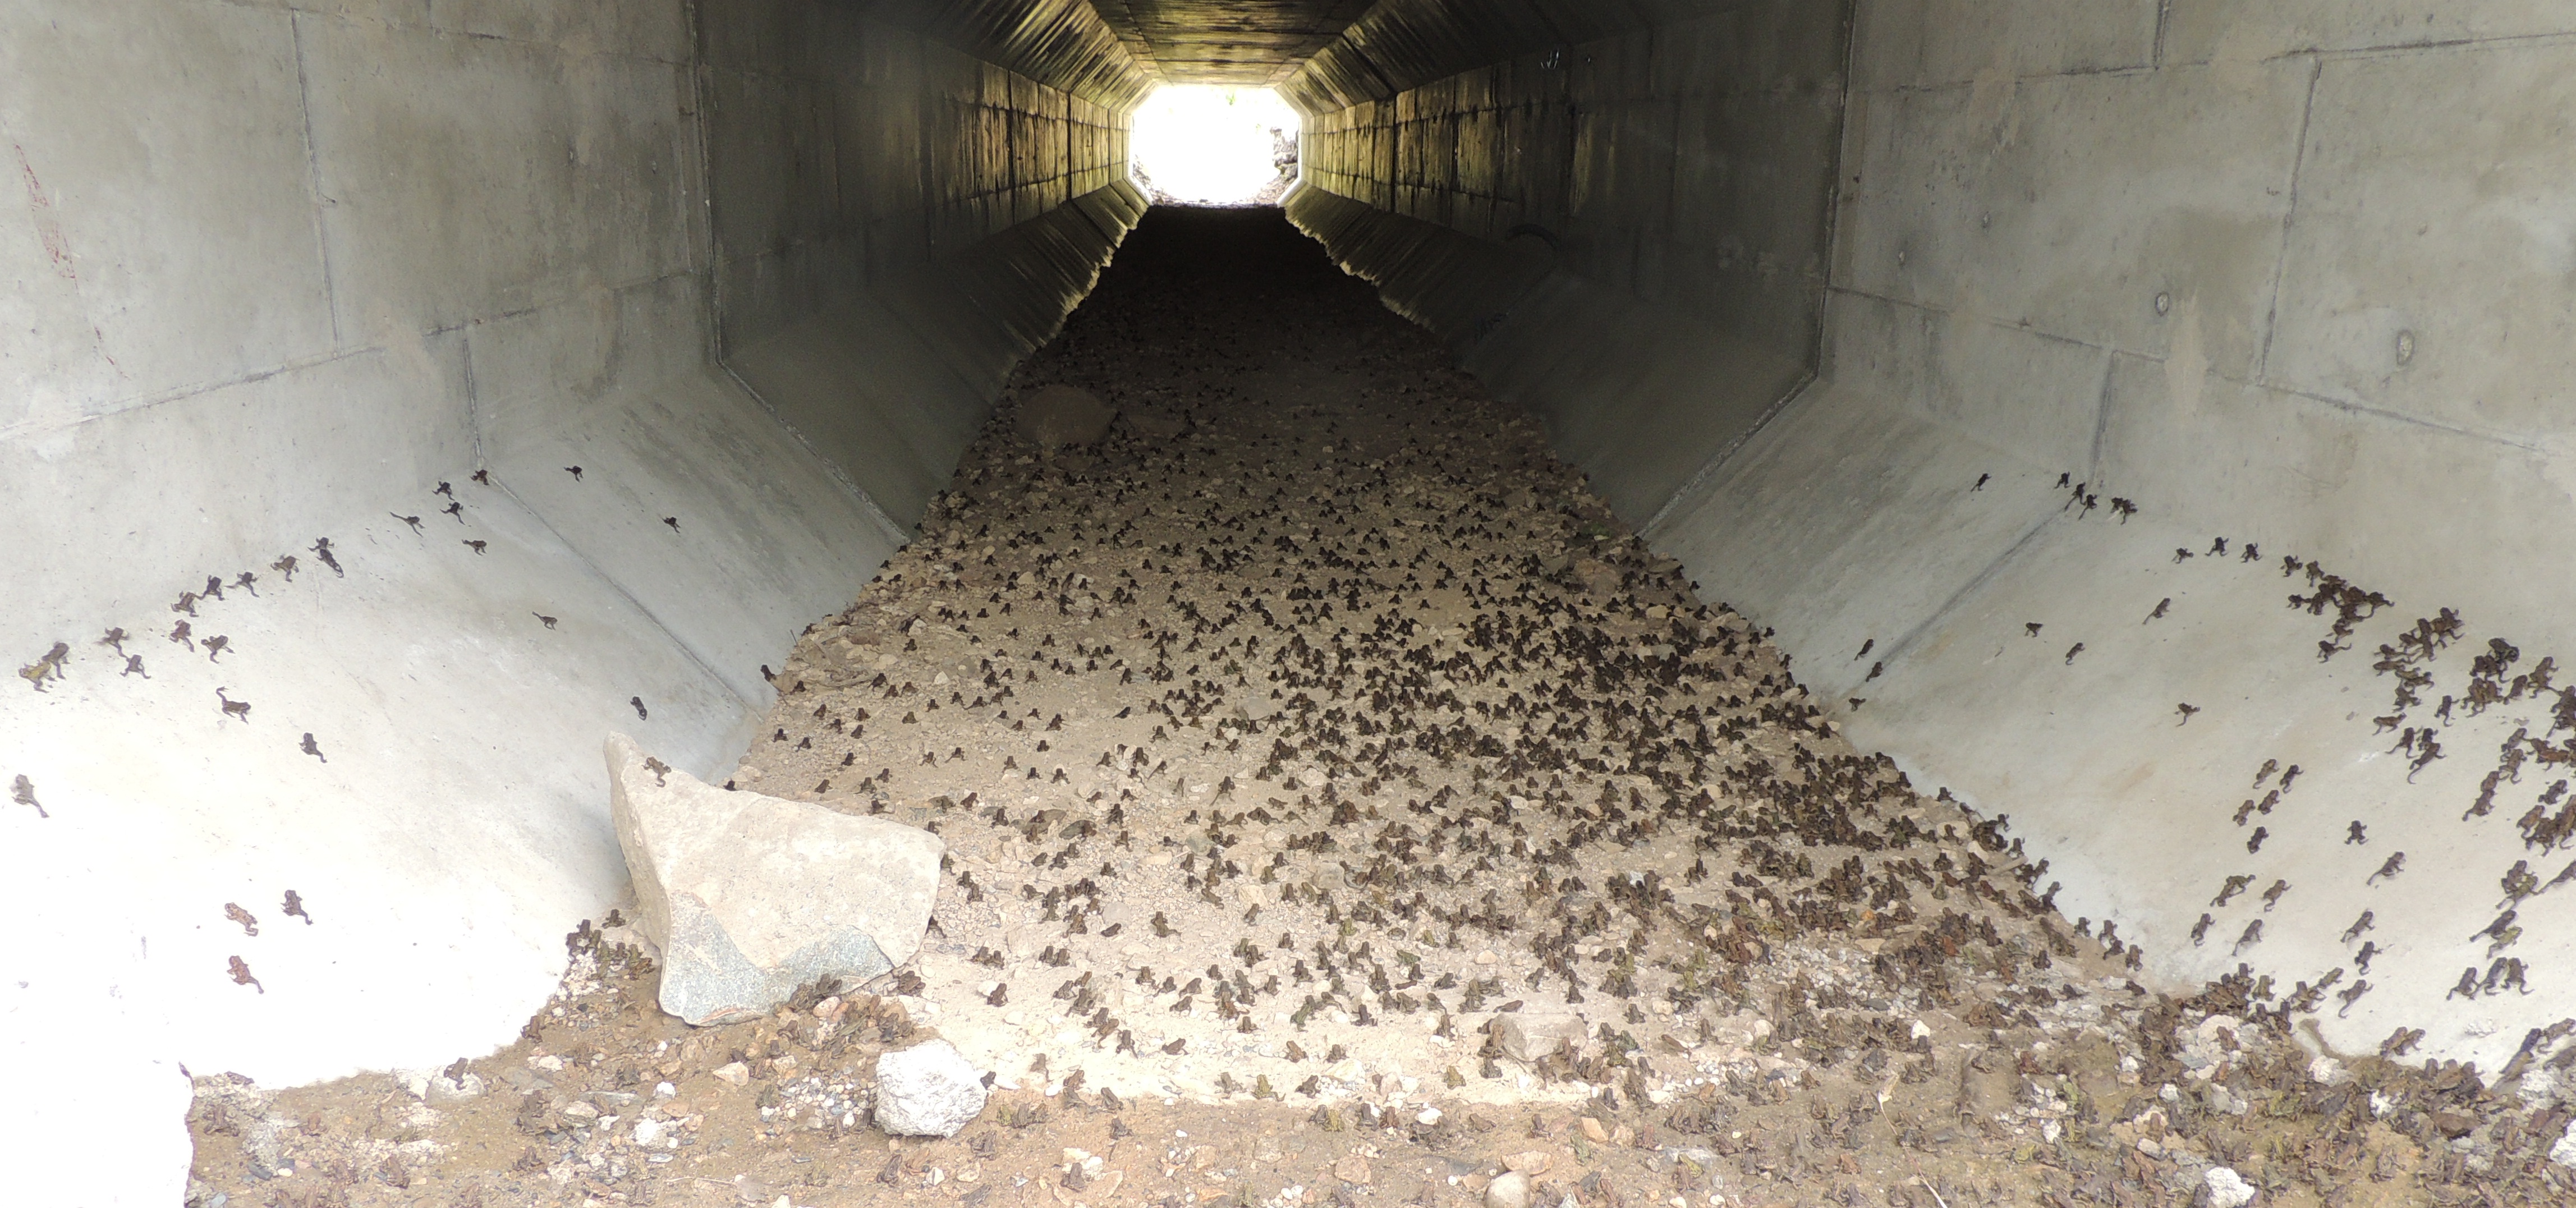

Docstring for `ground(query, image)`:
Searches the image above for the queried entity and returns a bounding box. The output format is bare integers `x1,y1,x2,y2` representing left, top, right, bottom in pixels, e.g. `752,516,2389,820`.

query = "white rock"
2520,1067,2566,1109
1485,1170,1532,1208
1236,692,1284,722
633,1119,666,1145
2203,1166,2256,1207
426,1072,485,1103
2551,1119,2576,1168
606,734,942,1026
876,1040,989,1138
1493,1012,1587,1064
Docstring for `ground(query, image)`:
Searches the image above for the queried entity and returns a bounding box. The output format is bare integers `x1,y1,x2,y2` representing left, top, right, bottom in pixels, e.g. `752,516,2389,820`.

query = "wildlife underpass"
5,2,2574,1204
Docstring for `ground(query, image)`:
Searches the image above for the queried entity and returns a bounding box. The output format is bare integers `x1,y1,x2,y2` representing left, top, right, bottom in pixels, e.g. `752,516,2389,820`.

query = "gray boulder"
874,1040,988,1137
1234,691,1284,722
1014,384,1115,449
605,734,942,1026
1492,1010,1588,1063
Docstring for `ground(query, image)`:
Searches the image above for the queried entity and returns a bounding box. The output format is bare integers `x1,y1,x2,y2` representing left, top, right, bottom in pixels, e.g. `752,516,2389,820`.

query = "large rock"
1491,1010,1588,1063
874,1040,988,1137
1014,384,1115,449
2202,1166,2256,1208
605,734,942,1026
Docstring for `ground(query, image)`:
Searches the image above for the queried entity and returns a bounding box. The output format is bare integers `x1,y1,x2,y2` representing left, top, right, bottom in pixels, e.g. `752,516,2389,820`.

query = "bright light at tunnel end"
1130,85,1300,206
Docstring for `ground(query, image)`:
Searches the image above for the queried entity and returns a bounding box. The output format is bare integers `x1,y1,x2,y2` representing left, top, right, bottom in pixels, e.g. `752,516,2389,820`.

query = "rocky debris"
1491,1012,1587,1064
873,1039,988,1137
1013,383,1115,449
187,1073,286,1183
2203,1166,2256,1207
1484,1169,1532,1208
606,733,942,1025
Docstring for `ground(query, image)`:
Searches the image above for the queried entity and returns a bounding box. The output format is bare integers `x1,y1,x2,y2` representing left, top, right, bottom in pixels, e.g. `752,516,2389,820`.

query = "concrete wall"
1655,0,2576,1072
1288,1,1847,520
0,2,1141,1200
1295,0,2576,1072
704,3,1146,526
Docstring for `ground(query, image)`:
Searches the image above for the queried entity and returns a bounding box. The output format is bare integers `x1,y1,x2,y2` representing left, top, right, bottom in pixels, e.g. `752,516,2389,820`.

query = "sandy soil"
183,209,2576,1208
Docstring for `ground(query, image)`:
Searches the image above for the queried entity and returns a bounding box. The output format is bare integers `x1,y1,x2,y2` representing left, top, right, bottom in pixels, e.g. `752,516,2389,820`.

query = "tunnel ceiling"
864,0,1156,105
1089,0,1379,86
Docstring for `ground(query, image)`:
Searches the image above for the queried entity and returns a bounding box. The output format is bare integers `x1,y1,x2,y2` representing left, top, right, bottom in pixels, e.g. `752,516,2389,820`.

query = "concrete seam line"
1064,190,1126,249
2261,379,2546,453
481,471,755,714
1811,0,1861,410
716,363,912,550
2085,350,2117,483
286,11,342,351
0,345,382,443
1876,510,2060,672
686,1,724,361
2253,56,2324,384
1642,369,1817,538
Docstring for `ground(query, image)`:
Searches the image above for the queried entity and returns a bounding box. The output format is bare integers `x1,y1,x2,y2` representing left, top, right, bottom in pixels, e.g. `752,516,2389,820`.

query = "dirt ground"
184,209,2576,1208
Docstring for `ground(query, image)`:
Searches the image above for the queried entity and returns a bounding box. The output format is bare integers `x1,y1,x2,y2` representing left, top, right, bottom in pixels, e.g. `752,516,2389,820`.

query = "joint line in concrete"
483,470,755,714
2253,57,2322,384
1877,511,2059,671
715,363,911,549
0,346,379,444
1641,369,1816,539
288,12,342,350
2263,383,2546,454
461,327,486,472
2085,350,2116,483
2281,29,2576,66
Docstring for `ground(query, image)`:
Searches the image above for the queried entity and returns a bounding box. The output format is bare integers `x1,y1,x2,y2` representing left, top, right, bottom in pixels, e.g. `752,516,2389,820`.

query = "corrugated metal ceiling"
1088,0,1380,86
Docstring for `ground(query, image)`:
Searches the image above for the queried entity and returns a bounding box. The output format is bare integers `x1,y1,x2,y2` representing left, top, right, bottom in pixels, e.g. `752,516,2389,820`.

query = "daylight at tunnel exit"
5,2,2576,1207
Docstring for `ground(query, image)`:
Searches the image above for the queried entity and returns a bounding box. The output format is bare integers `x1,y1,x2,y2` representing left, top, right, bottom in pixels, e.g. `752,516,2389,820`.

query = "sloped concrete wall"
1651,2,2576,1072
1289,1,1847,520
1294,0,2576,1072
704,3,1146,527
0,2,1142,1201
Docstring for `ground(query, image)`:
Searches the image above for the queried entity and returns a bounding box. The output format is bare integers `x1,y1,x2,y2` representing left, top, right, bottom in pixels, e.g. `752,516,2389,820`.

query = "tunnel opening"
1129,85,1301,205
6,2,2576,1204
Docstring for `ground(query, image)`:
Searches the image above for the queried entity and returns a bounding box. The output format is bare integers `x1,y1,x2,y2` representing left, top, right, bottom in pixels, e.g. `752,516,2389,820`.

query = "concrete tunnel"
6,1,2575,1198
